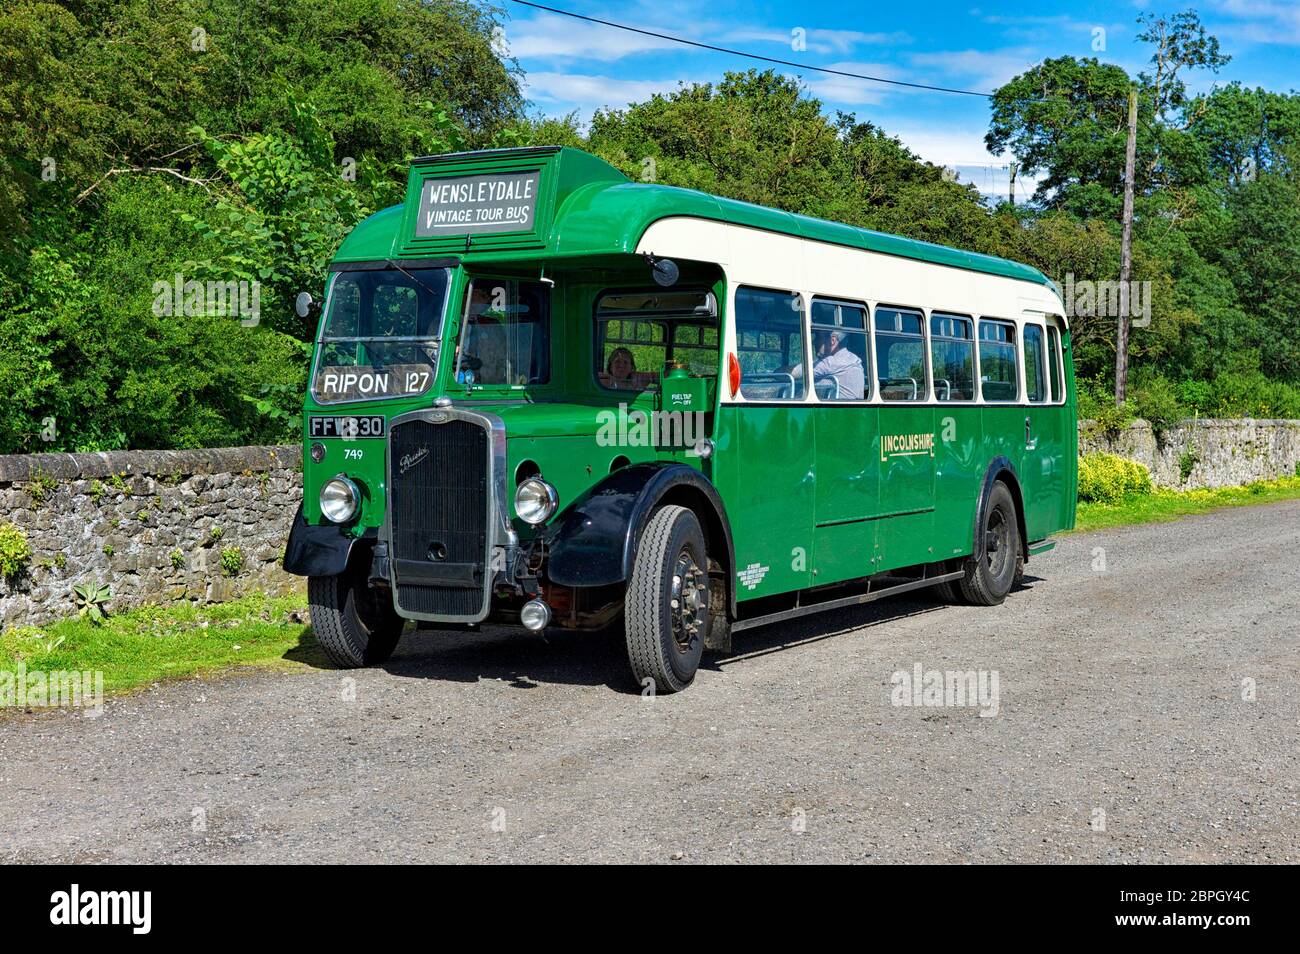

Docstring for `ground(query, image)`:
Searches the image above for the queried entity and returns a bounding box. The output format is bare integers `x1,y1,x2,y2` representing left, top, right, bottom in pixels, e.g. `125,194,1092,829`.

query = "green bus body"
287,146,1076,686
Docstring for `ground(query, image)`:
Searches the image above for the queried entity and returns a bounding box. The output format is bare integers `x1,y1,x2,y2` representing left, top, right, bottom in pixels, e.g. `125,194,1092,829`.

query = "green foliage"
1129,375,1184,433
208,526,224,542
170,550,185,570
25,469,57,503
72,582,111,625
1078,452,1154,504
1077,378,1135,437
0,0,518,453
1179,449,1200,484
219,546,244,577
0,523,33,580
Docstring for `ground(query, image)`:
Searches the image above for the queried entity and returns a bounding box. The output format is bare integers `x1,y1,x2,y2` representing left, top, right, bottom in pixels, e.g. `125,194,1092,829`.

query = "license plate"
310,415,386,439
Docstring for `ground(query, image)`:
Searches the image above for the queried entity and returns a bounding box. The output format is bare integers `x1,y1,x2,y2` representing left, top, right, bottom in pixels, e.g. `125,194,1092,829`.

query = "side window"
978,320,1018,401
1024,324,1047,403
809,298,869,401
457,280,550,386
734,287,806,401
930,313,975,401
670,323,720,378
597,319,666,391
594,289,719,391
1047,323,1064,403
874,306,927,402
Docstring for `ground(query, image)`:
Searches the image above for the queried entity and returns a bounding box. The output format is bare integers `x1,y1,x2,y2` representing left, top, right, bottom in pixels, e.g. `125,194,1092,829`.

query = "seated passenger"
791,329,865,400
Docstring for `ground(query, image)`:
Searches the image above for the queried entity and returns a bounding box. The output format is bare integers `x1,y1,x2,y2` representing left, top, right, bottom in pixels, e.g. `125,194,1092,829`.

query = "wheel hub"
669,550,708,653
985,509,1010,576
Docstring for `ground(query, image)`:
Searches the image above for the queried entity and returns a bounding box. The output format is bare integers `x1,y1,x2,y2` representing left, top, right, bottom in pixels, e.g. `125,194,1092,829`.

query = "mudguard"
974,456,1028,562
282,504,367,577
543,462,735,605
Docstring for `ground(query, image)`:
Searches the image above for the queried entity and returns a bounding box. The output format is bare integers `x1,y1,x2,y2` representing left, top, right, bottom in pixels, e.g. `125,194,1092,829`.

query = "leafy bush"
1179,449,1200,484
1130,375,1184,433
1176,371,1300,420
0,523,33,581
1078,452,1154,504
219,546,244,577
1077,378,1136,438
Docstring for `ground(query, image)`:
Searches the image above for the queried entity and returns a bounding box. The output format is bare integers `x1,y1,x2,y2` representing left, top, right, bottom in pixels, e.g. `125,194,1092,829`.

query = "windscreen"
311,267,450,403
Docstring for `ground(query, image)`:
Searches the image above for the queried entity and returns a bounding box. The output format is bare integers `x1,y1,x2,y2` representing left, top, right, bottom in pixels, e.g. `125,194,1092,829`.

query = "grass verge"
1,591,321,700
5,476,1298,704
1074,475,1300,533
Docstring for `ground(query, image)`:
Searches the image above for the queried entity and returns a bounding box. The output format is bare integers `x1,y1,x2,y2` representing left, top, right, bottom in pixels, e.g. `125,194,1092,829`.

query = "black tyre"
957,480,1022,606
625,505,709,693
308,569,404,667
932,576,965,605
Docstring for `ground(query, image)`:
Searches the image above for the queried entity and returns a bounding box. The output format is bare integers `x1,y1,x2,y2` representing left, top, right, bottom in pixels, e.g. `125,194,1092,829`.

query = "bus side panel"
981,406,1026,512
932,406,985,560
1024,402,1072,540
875,405,937,571
812,405,880,586
715,404,815,602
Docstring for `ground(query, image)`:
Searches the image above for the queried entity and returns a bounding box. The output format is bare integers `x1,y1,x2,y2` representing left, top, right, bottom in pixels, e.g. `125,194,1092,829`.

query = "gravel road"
2,502,1298,864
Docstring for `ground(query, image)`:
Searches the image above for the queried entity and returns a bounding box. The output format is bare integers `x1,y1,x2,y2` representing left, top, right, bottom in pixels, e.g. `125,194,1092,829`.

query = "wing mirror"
295,291,321,319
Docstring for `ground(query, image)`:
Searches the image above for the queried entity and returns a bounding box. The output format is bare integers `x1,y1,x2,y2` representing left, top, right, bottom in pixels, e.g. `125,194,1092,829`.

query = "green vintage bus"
284,146,1076,692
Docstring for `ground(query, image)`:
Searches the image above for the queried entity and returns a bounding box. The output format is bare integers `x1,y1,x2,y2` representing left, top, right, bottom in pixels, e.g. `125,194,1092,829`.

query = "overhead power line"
507,0,995,98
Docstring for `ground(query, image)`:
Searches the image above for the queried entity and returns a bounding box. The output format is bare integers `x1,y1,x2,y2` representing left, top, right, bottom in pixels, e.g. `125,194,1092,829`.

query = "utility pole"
1115,88,1138,406
1008,161,1017,207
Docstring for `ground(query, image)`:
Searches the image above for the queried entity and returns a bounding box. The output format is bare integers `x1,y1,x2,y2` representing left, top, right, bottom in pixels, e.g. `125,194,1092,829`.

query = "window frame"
976,317,1020,404
808,295,872,404
454,276,554,390
1046,319,1067,405
872,303,931,403
591,286,720,395
730,284,811,404
928,311,977,405
1022,321,1049,405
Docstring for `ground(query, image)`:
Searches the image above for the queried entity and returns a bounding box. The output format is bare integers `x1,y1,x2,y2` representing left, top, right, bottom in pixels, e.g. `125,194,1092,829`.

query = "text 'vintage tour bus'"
283,147,1076,692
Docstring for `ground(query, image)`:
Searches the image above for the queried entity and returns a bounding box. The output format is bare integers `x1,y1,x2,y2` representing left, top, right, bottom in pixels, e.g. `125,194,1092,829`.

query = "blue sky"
499,0,1299,200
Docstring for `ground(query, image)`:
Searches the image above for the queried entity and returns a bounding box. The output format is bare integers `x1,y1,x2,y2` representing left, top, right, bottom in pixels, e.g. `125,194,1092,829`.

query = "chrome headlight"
514,477,558,525
320,476,360,523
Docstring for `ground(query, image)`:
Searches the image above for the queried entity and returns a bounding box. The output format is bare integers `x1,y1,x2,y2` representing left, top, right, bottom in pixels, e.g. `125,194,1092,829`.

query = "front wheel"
308,571,404,667
625,505,709,693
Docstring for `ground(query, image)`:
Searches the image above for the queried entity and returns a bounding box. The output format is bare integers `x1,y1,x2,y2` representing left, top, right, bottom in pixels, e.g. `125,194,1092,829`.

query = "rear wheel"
625,505,709,693
308,567,404,668
958,480,1021,606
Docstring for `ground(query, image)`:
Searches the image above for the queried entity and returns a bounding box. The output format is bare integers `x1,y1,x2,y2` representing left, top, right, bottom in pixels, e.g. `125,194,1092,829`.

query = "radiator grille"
388,417,489,618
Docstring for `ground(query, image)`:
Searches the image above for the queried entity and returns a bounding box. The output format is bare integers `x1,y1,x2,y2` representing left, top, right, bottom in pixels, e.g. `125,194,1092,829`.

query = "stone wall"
2,420,1297,627
0,446,302,629
1079,419,1300,489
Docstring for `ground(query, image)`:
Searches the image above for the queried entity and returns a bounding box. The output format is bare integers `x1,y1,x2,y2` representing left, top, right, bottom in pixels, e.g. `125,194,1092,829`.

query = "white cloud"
907,48,1040,94
888,125,1045,201
521,71,692,112
799,62,899,105
1210,0,1300,46
504,16,679,62
724,27,911,56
